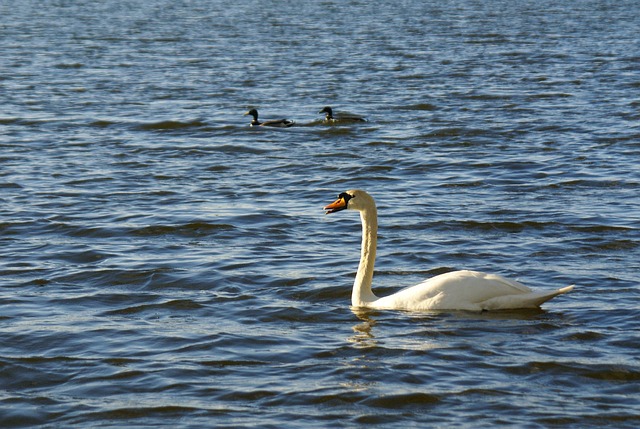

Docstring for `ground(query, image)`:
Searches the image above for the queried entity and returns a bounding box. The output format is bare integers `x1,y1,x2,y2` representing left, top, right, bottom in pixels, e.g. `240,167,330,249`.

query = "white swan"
324,189,574,311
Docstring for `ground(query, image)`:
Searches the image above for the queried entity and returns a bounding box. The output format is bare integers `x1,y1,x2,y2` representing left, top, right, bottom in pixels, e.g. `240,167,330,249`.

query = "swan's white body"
324,190,574,311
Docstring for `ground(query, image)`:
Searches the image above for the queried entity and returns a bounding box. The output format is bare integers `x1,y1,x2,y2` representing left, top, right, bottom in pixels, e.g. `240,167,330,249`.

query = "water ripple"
1,0,639,428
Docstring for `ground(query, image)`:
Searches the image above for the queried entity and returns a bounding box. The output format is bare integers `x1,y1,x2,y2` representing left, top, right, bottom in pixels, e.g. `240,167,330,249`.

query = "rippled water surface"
2,0,640,427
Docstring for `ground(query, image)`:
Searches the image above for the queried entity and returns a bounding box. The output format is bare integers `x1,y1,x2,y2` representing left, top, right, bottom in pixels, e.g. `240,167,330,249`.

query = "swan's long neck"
352,205,379,307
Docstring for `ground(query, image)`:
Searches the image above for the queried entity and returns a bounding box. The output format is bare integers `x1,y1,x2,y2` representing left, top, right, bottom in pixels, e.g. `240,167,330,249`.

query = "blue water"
1,0,639,427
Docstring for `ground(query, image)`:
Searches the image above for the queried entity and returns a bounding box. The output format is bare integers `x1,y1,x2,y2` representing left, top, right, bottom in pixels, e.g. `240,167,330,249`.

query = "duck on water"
319,106,367,123
244,109,295,127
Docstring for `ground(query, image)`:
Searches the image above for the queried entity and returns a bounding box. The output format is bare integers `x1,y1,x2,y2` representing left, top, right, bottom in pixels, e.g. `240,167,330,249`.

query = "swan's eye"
338,192,354,206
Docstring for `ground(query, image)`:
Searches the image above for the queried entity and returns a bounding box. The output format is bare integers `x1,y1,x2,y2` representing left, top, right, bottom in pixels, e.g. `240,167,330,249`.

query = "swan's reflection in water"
340,308,448,396
338,308,383,393
348,308,380,349
347,307,446,351
341,306,558,398
346,306,552,351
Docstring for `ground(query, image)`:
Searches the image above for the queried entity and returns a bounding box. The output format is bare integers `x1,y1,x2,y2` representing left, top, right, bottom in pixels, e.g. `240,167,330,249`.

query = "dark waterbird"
244,108,295,127
319,106,367,123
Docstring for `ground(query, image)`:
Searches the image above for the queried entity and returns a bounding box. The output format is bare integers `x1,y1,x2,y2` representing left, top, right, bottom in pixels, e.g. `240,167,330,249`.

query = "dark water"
2,0,640,427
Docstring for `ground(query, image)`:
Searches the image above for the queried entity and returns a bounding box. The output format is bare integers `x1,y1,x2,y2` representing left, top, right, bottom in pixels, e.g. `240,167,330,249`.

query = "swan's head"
318,106,333,115
324,189,375,214
244,108,258,119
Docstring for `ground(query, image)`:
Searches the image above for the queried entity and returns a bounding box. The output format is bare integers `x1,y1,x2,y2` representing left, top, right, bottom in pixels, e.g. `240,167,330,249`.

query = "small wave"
217,390,278,402
54,62,84,69
547,179,637,189
0,181,23,189
465,93,515,101
134,120,208,131
200,359,268,368
433,219,560,233
82,406,202,422
102,299,204,316
398,73,429,80
577,238,638,252
464,32,510,42
563,331,606,341
507,361,640,383
399,103,438,111
49,249,113,264
570,224,636,233
89,119,118,128
594,132,640,145
426,127,489,138
365,140,397,147
132,221,235,237
0,117,48,126
206,165,233,173
525,92,574,100
362,392,440,408
212,144,270,155
317,127,361,135
438,180,484,188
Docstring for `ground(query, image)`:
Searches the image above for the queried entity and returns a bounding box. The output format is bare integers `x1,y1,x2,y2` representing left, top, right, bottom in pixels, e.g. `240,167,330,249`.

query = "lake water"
1,0,639,427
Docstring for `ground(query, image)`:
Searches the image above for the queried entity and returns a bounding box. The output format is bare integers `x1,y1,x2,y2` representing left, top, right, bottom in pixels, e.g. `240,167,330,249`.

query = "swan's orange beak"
324,197,347,214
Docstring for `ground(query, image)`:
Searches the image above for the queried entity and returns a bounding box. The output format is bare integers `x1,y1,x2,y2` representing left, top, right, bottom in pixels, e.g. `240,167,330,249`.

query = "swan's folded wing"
373,270,534,311
474,271,531,293
479,285,574,310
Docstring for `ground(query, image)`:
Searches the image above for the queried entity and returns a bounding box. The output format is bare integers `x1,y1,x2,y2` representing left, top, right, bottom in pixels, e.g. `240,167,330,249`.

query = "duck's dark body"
319,106,367,123
245,109,295,127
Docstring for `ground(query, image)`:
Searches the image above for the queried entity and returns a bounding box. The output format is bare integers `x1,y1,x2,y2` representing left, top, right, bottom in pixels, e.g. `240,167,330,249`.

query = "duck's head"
324,189,374,214
318,106,333,118
244,108,259,119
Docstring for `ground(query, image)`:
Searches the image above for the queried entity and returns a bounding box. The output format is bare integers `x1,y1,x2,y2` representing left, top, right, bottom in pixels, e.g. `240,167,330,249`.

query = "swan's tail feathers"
480,285,575,310
529,284,575,308
557,285,575,294
528,284,576,307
